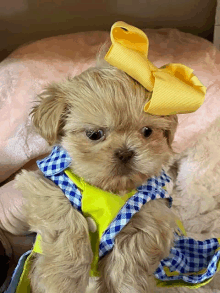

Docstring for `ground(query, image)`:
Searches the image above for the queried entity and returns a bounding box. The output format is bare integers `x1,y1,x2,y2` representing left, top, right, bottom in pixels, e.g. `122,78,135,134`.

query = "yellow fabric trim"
157,258,220,289
33,234,43,254
15,234,43,292
64,169,84,190
176,219,187,236
64,168,136,276
104,21,206,116
156,239,220,288
156,276,214,289
163,266,180,277
156,262,220,289
15,169,220,289
15,252,33,293
163,266,207,277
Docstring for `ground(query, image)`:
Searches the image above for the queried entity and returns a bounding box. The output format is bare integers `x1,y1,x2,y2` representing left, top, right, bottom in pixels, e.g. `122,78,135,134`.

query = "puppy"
15,60,178,293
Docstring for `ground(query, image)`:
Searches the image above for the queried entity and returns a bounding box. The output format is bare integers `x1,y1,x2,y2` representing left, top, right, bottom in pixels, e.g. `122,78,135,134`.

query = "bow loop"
105,21,206,116
110,21,149,54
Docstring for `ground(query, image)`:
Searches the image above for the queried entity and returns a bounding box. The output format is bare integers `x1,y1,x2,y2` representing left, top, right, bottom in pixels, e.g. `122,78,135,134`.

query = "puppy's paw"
14,170,50,195
14,169,30,190
97,199,177,293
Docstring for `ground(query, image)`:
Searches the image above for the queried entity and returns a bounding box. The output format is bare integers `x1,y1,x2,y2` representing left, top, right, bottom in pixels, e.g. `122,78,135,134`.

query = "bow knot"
104,21,206,116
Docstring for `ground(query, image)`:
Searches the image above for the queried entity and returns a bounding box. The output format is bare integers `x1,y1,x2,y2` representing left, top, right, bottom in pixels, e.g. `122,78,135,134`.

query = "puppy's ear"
30,84,69,145
163,114,178,148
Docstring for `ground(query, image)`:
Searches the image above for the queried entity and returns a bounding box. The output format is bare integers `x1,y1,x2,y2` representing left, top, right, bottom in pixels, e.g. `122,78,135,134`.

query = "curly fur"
15,59,179,292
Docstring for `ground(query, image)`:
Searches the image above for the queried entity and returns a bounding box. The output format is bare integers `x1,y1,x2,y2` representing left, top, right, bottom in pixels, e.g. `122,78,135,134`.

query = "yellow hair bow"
104,21,206,116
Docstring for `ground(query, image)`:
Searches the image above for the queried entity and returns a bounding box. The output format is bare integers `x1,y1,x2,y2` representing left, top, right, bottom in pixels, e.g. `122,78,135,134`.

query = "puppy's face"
32,66,178,194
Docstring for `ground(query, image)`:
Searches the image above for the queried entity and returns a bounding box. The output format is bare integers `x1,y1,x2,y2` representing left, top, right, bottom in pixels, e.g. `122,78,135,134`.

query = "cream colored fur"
87,116,220,293
157,119,220,293
15,61,179,292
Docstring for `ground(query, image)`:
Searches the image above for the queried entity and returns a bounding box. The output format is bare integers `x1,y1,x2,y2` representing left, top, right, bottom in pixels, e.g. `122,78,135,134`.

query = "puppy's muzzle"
115,148,135,164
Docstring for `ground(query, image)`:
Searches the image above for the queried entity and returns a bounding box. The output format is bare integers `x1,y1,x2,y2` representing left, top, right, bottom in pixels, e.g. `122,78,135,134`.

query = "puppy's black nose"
115,149,135,164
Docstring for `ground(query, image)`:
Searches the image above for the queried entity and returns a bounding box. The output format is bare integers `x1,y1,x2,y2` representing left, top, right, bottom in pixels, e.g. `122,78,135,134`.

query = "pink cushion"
1,28,220,183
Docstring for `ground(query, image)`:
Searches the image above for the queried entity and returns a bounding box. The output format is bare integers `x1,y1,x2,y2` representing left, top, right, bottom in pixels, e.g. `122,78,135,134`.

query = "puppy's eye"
141,127,153,138
86,129,105,141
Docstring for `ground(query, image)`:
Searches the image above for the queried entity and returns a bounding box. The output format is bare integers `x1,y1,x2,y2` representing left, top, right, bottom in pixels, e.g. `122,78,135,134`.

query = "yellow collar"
64,168,136,276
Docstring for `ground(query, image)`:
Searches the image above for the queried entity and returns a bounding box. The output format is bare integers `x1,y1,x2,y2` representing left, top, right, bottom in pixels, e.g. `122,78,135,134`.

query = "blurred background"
0,0,218,61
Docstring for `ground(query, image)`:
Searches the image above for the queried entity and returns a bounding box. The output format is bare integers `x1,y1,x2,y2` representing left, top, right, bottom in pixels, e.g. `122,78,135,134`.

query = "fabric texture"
105,21,206,116
6,145,220,292
155,237,220,287
4,250,32,293
37,146,220,286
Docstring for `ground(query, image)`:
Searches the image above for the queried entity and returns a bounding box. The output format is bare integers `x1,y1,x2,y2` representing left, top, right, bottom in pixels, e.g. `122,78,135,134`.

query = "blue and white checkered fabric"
37,145,172,258
37,145,220,285
154,236,220,284
99,170,172,257
37,146,82,212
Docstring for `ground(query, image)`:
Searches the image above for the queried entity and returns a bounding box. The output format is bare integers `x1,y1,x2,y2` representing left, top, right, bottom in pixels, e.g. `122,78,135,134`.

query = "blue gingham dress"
5,145,220,292
37,145,220,285
37,145,172,258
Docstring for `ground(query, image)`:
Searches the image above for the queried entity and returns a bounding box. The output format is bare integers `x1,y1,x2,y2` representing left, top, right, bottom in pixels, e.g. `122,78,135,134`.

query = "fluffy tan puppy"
15,58,179,293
